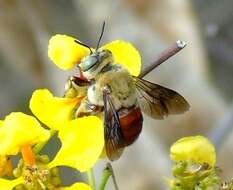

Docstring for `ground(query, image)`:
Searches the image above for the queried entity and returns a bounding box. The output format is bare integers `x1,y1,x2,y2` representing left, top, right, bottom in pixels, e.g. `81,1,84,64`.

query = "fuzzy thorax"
88,65,137,110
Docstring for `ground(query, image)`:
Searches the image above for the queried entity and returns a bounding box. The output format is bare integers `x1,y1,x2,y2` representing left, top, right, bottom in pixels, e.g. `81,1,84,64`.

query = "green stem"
87,168,96,189
107,163,119,190
98,163,119,190
98,165,112,190
33,130,56,154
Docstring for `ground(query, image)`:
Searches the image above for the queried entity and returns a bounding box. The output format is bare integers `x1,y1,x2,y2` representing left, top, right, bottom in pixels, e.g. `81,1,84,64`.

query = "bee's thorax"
87,64,137,110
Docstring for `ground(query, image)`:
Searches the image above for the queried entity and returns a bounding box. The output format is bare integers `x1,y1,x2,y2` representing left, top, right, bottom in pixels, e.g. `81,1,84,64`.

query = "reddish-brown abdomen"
119,106,143,146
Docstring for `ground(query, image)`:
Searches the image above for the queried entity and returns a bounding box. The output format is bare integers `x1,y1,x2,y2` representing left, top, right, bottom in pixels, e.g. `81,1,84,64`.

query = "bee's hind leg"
75,98,103,117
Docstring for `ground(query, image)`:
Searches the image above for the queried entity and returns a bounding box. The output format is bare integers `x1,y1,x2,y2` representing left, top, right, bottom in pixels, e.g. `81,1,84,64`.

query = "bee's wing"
134,77,190,119
103,88,125,161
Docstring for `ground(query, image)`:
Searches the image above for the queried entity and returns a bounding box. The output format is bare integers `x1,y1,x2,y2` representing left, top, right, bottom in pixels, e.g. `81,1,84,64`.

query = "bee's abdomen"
119,106,143,146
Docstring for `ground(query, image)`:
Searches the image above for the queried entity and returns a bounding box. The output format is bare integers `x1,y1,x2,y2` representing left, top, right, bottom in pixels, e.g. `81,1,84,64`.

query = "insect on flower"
64,22,190,161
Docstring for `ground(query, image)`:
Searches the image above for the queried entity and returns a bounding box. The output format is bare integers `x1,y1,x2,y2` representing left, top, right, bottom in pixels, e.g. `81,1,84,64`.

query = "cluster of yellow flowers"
170,135,216,167
0,34,142,190
0,103,102,189
169,136,225,190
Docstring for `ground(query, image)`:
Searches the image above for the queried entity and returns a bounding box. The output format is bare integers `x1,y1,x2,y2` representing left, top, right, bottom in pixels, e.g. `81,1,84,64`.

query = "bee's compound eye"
80,56,98,71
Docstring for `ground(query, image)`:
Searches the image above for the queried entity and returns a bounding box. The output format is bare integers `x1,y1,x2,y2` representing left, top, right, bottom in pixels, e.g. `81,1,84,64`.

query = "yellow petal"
48,34,90,70
48,116,104,172
0,121,3,127
103,40,141,76
0,112,50,155
60,182,92,190
170,136,216,166
0,177,23,190
30,89,82,130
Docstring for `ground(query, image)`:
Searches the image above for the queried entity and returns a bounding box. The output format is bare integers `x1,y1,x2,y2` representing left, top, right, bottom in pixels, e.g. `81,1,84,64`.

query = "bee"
64,23,190,161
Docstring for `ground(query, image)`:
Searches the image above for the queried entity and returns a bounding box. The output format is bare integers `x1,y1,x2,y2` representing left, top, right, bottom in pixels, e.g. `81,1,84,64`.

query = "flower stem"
87,168,96,189
33,130,56,154
98,162,119,190
107,163,119,190
98,165,112,190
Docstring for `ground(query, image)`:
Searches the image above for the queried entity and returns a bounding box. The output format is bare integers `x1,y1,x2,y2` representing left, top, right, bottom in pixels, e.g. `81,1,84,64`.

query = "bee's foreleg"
75,98,102,117
64,76,89,98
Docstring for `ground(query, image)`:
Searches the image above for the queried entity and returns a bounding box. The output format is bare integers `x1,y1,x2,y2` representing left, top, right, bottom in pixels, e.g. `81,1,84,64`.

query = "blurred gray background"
0,0,233,189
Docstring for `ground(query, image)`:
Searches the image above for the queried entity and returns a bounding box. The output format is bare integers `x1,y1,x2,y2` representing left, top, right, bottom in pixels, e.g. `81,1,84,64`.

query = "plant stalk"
87,168,96,189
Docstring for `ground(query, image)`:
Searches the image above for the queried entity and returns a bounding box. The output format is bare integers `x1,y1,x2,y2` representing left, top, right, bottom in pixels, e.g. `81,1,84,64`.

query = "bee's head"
79,49,113,79
75,21,110,79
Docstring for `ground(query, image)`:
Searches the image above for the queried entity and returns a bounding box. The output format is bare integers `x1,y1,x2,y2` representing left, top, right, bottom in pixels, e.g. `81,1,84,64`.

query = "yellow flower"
0,177,23,190
0,120,3,127
0,114,103,188
170,136,216,166
103,40,141,76
0,112,50,156
48,34,141,76
60,182,92,190
30,89,82,130
48,116,104,172
48,35,90,70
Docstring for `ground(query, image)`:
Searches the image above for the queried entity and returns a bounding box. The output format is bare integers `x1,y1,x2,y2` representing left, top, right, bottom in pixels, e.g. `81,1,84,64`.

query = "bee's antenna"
74,40,93,54
96,21,106,50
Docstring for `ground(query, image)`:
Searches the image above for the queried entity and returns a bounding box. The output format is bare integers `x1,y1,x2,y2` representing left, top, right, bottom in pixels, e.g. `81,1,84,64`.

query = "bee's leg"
75,98,102,117
64,76,89,98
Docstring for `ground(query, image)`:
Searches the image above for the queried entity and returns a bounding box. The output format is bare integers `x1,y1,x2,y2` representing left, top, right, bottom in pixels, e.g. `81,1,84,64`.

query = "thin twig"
139,40,187,78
